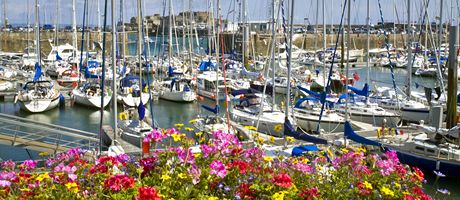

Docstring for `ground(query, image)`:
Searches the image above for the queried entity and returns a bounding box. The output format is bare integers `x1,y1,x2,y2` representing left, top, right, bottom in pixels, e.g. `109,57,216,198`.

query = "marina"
0,0,459,198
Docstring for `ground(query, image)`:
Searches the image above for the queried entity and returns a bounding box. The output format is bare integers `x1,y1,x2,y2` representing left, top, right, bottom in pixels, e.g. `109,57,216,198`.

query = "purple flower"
209,160,227,178
144,130,167,143
433,170,446,177
437,188,450,195
0,180,11,187
68,174,78,181
200,144,217,158
0,172,16,181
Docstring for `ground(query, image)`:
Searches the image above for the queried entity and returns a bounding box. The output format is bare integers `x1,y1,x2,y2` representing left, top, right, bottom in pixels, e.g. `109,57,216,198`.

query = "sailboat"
117,76,150,107
16,0,61,113
72,81,112,109
230,89,286,137
158,76,196,102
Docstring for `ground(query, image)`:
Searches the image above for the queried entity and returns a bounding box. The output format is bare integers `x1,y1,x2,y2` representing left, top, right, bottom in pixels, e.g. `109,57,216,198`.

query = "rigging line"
377,0,400,109
140,0,157,129
316,0,348,133
99,0,108,156
217,2,231,132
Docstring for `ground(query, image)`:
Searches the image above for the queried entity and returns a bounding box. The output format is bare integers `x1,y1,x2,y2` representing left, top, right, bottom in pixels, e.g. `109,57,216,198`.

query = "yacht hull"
160,91,195,102
394,150,460,177
18,96,60,113
72,90,112,109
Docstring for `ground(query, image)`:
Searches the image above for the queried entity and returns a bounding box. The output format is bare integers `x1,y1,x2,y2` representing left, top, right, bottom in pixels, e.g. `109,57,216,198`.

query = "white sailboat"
117,76,150,107
16,0,61,113
158,78,196,102
72,81,112,109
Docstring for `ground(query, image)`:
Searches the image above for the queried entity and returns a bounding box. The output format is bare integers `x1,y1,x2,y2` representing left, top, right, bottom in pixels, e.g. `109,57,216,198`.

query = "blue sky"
3,0,457,26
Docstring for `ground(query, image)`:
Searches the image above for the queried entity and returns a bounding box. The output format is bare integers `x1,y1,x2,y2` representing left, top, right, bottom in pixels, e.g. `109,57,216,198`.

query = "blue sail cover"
291,145,320,157
344,121,381,146
297,85,321,98
231,88,258,96
138,100,146,120
120,76,145,88
170,78,176,91
201,105,219,114
33,62,42,82
199,60,216,71
294,97,320,108
168,66,184,77
85,61,101,79
56,52,63,61
348,83,369,97
284,119,328,144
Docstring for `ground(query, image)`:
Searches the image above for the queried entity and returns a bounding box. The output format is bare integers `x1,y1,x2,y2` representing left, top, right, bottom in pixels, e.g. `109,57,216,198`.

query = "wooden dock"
101,125,141,155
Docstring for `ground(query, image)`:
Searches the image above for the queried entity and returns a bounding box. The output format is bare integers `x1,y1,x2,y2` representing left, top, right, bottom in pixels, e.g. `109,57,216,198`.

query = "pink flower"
144,130,167,143
0,171,16,181
0,180,11,187
200,144,217,158
22,160,37,170
209,160,227,178
1,160,15,171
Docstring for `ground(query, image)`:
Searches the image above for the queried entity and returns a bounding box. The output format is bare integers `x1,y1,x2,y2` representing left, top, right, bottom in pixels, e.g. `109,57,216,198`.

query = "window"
427,149,435,154
415,146,425,151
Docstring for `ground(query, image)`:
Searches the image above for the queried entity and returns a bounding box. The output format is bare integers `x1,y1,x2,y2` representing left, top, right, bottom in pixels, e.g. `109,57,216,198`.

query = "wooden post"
446,25,458,128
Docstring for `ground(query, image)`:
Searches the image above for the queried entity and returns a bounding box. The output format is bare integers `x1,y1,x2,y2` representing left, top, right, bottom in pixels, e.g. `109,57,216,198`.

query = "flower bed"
0,128,433,199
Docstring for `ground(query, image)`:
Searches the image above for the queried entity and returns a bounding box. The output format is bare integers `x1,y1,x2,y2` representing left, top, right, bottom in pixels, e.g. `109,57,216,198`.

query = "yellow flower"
273,124,283,132
38,152,49,157
36,172,50,182
363,181,372,190
285,136,295,143
208,197,219,200
357,147,367,153
199,137,206,143
189,119,199,123
161,174,171,181
256,137,265,145
178,173,187,179
175,123,184,127
341,148,349,153
195,131,203,137
244,125,257,131
301,158,309,164
193,153,201,158
185,127,194,131
65,182,79,193
394,182,401,189
269,136,275,143
271,191,287,200
380,186,394,197
263,156,274,162
171,133,182,142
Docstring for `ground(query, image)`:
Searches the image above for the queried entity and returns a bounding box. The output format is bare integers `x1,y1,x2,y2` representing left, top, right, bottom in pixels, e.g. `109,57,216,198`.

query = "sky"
2,0,458,26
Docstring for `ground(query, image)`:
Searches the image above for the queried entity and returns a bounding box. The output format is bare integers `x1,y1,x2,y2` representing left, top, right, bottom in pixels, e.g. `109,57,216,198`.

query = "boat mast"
366,0,370,87
322,0,326,86
112,0,118,138
137,0,143,85
35,0,40,65
168,0,172,68
72,0,77,63
188,0,194,74
344,0,351,128
54,0,59,48
270,0,278,111
120,0,126,59
98,0,102,43
405,0,412,99
242,0,248,68
284,0,294,118
215,0,220,111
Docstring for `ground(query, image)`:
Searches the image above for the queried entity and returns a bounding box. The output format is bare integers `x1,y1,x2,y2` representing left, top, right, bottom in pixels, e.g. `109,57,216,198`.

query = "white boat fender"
13,94,18,104
436,160,440,171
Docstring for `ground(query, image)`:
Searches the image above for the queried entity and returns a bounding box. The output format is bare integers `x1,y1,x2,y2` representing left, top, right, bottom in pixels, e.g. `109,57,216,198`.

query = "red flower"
236,183,255,199
356,182,372,196
403,194,416,200
90,156,120,174
273,173,292,188
231,147,244,156
136,186,162,200
299,187,320,200
229,160,251,174
411,167,424,182
103,174,135,192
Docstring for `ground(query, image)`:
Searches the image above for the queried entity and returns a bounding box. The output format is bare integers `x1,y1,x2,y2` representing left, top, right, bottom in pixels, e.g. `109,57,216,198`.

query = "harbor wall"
0,31,445,56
